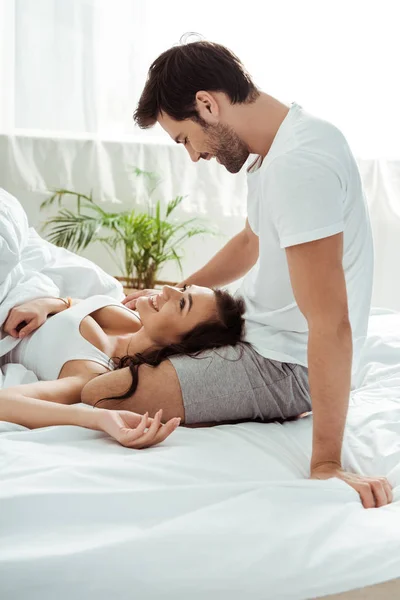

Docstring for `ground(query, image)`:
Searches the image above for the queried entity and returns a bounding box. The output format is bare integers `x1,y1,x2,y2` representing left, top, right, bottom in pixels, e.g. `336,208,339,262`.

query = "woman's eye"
180,298,185,310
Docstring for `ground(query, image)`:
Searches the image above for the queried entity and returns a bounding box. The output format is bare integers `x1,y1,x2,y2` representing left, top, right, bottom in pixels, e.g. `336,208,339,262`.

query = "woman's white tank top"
3,295,137,380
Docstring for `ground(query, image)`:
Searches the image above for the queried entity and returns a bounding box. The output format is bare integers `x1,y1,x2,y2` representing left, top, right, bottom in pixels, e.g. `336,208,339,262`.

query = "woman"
0,285,245,448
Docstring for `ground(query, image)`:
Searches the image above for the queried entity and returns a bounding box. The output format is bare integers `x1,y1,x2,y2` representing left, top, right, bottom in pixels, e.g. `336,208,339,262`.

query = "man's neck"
228,92,291,157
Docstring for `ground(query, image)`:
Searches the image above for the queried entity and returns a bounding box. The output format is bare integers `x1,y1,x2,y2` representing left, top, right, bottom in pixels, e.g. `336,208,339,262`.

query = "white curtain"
1,0,399,156
0,0,400,309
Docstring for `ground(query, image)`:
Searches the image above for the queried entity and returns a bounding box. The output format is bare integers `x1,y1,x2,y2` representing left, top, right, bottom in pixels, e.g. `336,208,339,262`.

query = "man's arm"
122,219,258,309
286,233,352,467
285,232,392,508
179,218,259,288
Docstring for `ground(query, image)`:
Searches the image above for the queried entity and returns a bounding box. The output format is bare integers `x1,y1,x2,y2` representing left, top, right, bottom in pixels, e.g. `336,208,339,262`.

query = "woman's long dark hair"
95,289,246,407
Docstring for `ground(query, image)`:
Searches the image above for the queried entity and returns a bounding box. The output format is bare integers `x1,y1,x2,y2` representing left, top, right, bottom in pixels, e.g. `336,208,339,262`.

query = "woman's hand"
122,289,159,310
3,298,51,338
96,408,181,449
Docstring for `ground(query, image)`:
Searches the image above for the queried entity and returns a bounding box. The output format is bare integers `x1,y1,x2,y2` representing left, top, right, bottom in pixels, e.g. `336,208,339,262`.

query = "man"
122,40,392,508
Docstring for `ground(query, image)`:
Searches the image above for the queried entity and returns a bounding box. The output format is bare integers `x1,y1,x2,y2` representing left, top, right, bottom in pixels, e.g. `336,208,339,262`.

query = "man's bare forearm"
179,229,258,288
309,320,353,471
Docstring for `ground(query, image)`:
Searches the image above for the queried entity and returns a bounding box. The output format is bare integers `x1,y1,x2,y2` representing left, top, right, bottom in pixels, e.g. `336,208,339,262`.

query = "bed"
1,307,400,600
1,189,400,599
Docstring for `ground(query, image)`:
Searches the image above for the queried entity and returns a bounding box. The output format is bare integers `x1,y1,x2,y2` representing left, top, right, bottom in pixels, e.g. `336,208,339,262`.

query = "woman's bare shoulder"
91,303,141,334
81,366,132,406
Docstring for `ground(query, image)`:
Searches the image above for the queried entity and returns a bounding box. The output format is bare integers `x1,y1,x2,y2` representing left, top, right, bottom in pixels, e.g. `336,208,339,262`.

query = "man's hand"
122,289,159,310
310,463,393,508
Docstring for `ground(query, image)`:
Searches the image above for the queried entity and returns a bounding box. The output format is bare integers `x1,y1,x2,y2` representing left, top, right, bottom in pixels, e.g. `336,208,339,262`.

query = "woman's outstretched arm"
0,377,180,447
0,386,100,429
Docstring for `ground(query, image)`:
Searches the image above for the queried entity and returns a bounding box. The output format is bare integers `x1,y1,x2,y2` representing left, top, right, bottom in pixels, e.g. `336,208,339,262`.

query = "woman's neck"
114,328,158,358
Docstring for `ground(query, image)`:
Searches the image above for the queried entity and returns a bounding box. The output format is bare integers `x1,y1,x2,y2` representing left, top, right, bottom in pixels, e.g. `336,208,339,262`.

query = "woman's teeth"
150,295,159,311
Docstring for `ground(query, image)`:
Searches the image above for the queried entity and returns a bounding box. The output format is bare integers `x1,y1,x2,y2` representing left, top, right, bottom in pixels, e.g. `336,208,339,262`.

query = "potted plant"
40,168,215,290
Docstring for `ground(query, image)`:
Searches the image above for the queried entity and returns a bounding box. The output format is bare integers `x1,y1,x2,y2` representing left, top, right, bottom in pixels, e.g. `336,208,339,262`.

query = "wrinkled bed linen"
1,309,400,600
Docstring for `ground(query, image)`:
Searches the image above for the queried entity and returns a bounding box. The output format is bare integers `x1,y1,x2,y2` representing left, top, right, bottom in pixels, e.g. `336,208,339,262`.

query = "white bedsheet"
1,308,400,600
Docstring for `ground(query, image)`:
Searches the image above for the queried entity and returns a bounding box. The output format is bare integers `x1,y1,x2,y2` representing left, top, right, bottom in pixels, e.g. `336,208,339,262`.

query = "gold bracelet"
58,297,72,308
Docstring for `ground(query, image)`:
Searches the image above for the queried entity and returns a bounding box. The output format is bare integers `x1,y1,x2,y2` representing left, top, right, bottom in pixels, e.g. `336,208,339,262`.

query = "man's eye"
182,284,187,291
180,298,186,310
184,138,188,146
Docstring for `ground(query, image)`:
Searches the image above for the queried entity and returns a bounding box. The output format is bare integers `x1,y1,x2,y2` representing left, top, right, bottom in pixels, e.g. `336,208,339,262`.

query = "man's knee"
122,359,185,423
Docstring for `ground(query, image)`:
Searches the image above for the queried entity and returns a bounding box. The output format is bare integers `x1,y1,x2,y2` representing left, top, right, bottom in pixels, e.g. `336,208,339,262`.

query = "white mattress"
1,308,400,600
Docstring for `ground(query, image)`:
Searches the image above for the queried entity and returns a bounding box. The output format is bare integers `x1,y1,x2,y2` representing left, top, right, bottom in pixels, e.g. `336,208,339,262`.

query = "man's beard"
203,122,249,174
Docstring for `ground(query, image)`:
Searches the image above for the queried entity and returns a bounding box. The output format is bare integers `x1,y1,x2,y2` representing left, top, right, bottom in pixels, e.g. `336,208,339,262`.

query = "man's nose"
186,146,201,163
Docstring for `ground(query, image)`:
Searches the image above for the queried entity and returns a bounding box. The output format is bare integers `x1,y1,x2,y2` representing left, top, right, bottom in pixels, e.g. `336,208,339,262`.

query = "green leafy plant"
41,168,214,289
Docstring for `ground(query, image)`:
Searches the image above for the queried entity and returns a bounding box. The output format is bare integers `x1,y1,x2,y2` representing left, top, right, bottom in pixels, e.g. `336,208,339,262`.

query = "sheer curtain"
0,0,400,308
1,0,399,155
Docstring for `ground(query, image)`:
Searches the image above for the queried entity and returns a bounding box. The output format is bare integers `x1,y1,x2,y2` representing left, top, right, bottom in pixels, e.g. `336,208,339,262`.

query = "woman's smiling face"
135,285,218,345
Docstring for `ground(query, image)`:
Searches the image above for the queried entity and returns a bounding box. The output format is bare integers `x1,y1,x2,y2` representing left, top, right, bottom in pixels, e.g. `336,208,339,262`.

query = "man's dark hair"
134,40,259,128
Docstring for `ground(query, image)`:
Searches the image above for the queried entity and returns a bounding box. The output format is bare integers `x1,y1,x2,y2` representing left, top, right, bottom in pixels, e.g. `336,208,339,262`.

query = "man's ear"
195,91,220,123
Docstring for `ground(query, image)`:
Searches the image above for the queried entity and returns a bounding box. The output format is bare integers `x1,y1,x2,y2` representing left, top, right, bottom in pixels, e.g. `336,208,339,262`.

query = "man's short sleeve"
266,152,345,249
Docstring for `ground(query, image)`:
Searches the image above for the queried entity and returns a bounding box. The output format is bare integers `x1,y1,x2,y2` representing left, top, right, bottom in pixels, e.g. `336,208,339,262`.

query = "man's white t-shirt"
237,102,373,384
